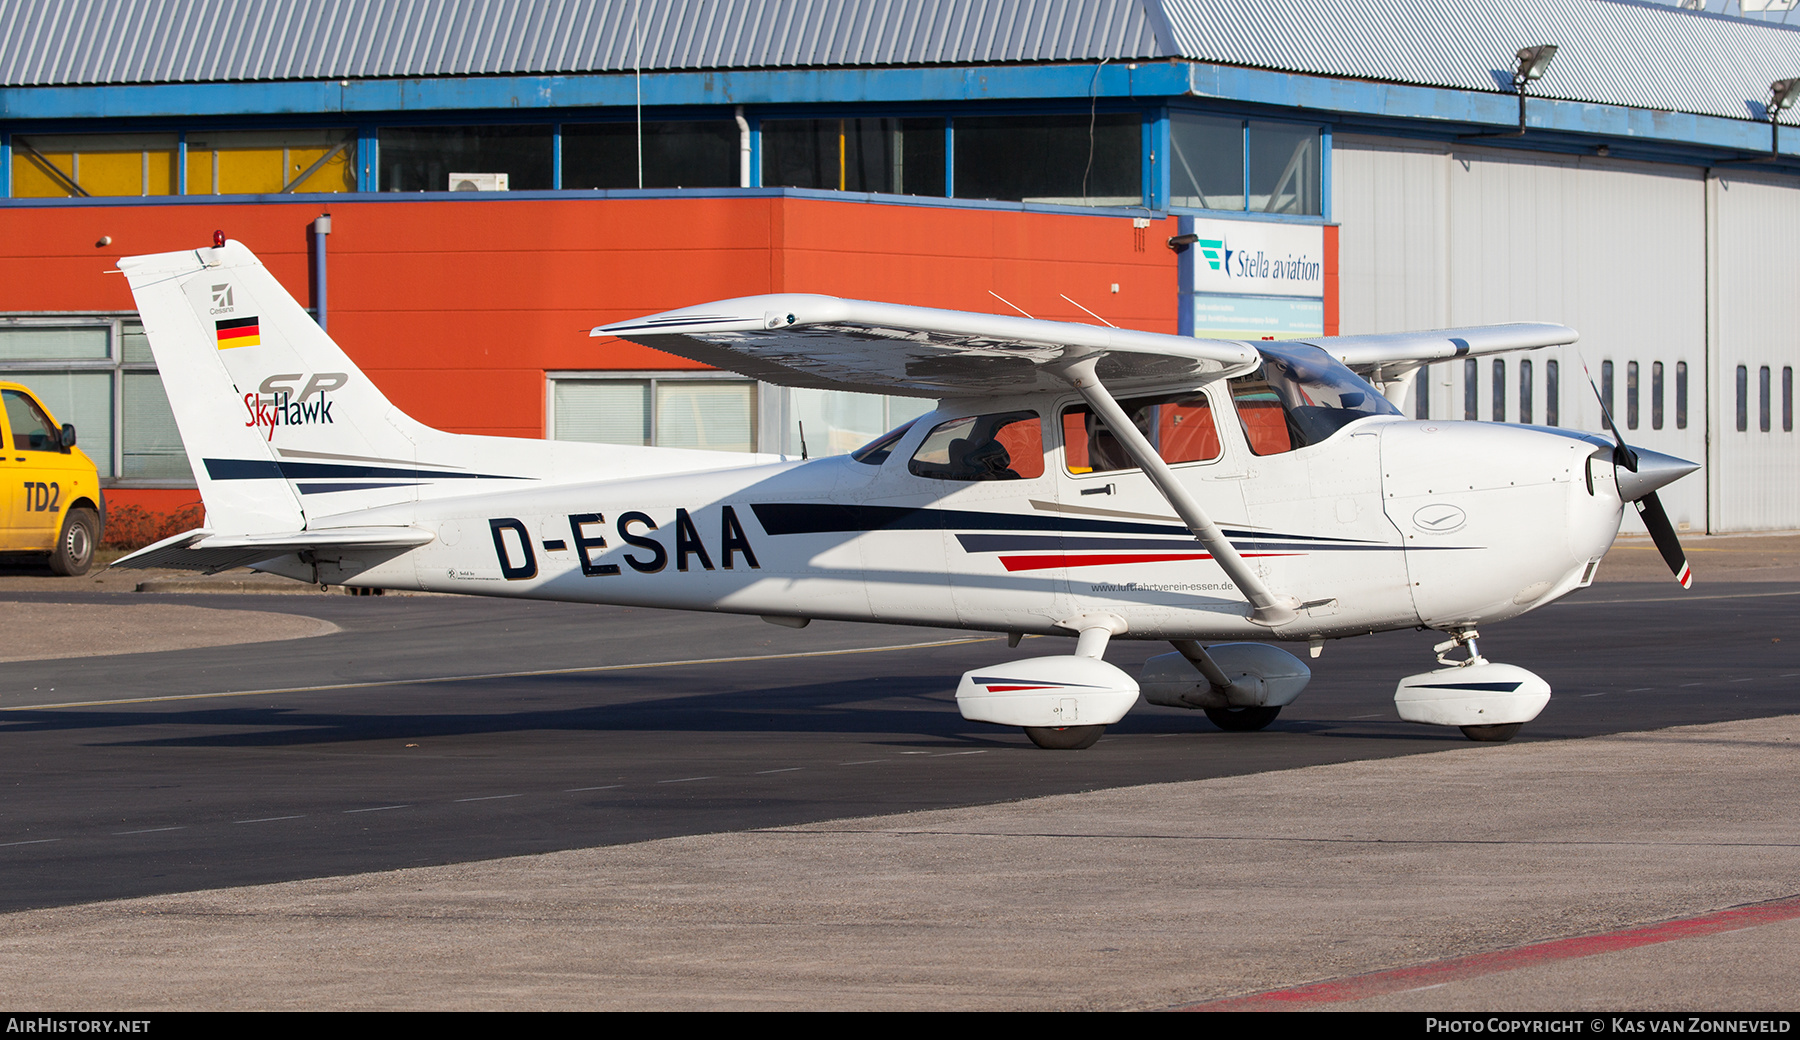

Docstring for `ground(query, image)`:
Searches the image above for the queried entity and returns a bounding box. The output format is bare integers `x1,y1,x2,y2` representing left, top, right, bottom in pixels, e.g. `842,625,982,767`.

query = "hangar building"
1,0,1796,534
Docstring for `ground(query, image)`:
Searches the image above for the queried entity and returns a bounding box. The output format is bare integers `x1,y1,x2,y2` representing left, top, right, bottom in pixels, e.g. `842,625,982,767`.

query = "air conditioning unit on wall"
448,172,509,192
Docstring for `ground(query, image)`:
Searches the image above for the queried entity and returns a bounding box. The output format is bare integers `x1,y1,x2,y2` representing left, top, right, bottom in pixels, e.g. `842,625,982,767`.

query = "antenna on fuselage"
797,420,809,460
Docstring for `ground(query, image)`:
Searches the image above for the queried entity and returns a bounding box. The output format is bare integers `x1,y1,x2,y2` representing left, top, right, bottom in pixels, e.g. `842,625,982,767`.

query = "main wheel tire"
1204,706,1281,732
48,507,98,577
1024,725,1105,750
1460,723,1522,742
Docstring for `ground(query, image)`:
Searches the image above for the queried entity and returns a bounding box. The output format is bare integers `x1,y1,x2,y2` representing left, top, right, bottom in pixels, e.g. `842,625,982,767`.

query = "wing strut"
1056,357,1299,627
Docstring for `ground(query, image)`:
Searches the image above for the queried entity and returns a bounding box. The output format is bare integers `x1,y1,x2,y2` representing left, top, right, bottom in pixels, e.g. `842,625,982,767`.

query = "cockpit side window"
1062,391,1221,473
908,410,1044,481
1228,342,1399,456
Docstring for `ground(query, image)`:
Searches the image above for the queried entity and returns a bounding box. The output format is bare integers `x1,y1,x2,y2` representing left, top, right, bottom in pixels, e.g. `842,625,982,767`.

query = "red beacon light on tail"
213,230,226,248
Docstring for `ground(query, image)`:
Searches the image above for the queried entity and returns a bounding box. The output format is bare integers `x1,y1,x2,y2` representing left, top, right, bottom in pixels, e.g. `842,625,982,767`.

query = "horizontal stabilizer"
111,526,435,574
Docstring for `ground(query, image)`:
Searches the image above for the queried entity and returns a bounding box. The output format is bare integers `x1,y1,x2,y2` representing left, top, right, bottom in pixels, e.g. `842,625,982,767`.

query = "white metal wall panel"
1332,136,1448,340
1707,170,1800,532
1333,139,1710,534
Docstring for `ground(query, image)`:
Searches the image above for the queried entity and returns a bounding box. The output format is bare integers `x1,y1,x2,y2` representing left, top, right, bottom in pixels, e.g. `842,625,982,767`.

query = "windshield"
1228,342,1399,455
849,420,917,465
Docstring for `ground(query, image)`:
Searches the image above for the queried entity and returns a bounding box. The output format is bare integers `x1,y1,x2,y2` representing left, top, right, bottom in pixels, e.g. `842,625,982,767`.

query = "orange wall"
4,196,1180,516
0,195,1180,452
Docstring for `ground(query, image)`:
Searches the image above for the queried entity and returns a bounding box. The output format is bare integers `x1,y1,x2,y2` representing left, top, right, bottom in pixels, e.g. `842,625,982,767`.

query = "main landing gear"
1140,640,1311,733
1203,705,1282,732
1023,725,1106,750
1393,628,1551,743
955,615,1139,750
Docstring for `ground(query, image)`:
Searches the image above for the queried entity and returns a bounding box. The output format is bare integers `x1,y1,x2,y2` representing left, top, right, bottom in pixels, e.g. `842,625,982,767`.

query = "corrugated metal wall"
1334,137,1711,534
1708,170,1800,532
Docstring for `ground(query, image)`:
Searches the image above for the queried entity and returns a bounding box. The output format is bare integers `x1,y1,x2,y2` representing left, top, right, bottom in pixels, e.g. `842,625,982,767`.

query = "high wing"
1310,323,1578,370
594,294,1259,397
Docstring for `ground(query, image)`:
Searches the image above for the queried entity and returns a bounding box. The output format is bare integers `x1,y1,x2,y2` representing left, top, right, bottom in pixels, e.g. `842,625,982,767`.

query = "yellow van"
0,382,103,575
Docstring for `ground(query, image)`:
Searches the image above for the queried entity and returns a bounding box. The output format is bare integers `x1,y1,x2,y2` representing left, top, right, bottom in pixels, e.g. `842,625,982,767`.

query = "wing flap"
596,294,1258,398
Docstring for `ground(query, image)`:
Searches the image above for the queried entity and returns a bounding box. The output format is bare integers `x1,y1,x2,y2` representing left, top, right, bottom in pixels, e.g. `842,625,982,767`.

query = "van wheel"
49,507,98,576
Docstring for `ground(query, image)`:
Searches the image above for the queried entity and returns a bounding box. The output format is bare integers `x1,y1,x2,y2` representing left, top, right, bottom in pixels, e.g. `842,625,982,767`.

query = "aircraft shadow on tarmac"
0,669,1445,750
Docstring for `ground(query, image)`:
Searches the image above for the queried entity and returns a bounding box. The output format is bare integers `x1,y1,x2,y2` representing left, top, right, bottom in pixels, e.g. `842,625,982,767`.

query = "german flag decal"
216,316,261,349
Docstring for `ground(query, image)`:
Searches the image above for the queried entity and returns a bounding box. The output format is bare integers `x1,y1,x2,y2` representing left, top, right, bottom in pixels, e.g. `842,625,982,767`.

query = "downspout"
735,105,751,188
311,214,332,331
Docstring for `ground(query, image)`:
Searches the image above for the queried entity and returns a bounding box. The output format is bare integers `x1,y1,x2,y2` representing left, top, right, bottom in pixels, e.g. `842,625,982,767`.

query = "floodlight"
1514,46,1558,88
1770,78,1800,117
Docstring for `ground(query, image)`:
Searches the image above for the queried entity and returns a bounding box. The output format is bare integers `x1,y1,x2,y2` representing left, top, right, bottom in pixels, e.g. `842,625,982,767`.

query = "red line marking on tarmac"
1178,892,1800,1010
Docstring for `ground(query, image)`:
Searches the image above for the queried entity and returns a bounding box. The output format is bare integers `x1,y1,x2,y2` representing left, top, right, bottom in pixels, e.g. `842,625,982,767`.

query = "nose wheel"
1459,723,1522,742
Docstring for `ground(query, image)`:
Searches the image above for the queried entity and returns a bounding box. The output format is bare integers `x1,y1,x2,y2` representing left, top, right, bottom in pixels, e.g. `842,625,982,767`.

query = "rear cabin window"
908,411,1044,481
1228,342,1399,456
1062,391,1222,473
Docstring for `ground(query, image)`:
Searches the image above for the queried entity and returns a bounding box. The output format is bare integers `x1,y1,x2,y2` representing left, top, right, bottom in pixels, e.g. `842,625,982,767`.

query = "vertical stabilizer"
120,240,432,533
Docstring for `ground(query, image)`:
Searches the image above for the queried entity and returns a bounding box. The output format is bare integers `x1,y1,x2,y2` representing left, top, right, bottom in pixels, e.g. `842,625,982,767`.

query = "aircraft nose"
1615,447,1701,503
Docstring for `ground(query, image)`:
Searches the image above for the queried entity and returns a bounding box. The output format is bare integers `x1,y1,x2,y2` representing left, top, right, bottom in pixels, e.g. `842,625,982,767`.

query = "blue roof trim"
0,63,1175,121
3,61,1794,164
0,183,1170,218
1184,63,1798,159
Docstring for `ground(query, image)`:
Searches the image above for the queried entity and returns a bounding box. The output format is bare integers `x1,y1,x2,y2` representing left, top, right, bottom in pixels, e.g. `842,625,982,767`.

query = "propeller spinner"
1589,377,1700,588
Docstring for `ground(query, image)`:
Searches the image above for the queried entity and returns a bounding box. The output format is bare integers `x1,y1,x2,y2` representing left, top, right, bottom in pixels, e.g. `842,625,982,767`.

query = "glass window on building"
186,129,357,195
1247,121,1321,216
379,126,553,192
953,114,1139,206
11,134,179,198
0,318,188,482
778,388,934,459
562,121,739,190
1168,113,1245,210
550,375,757,453
761,118,945,196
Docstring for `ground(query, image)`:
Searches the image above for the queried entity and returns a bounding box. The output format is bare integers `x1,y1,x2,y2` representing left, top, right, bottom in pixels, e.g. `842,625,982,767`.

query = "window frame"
0,313,182,486
1164,107,1330,218
545,370,762,453
1057,386,1229,477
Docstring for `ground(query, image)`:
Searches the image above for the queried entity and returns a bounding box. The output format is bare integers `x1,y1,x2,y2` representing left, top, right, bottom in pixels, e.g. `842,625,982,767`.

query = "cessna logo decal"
209,284,235,313
488,508,761,581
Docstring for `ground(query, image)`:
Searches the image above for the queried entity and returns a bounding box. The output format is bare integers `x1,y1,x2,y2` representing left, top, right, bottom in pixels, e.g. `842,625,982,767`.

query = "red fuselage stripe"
998,552,1303,573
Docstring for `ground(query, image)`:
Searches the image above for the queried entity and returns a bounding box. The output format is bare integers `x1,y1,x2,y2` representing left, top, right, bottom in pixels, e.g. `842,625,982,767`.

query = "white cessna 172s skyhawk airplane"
114,238,1699,749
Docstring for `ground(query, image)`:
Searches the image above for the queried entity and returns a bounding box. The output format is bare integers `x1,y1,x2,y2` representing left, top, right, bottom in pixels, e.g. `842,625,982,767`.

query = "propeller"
1586,372,1697,588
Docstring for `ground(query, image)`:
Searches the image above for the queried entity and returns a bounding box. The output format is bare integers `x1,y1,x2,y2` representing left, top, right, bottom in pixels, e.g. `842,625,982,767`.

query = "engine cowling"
955,656,1139,728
